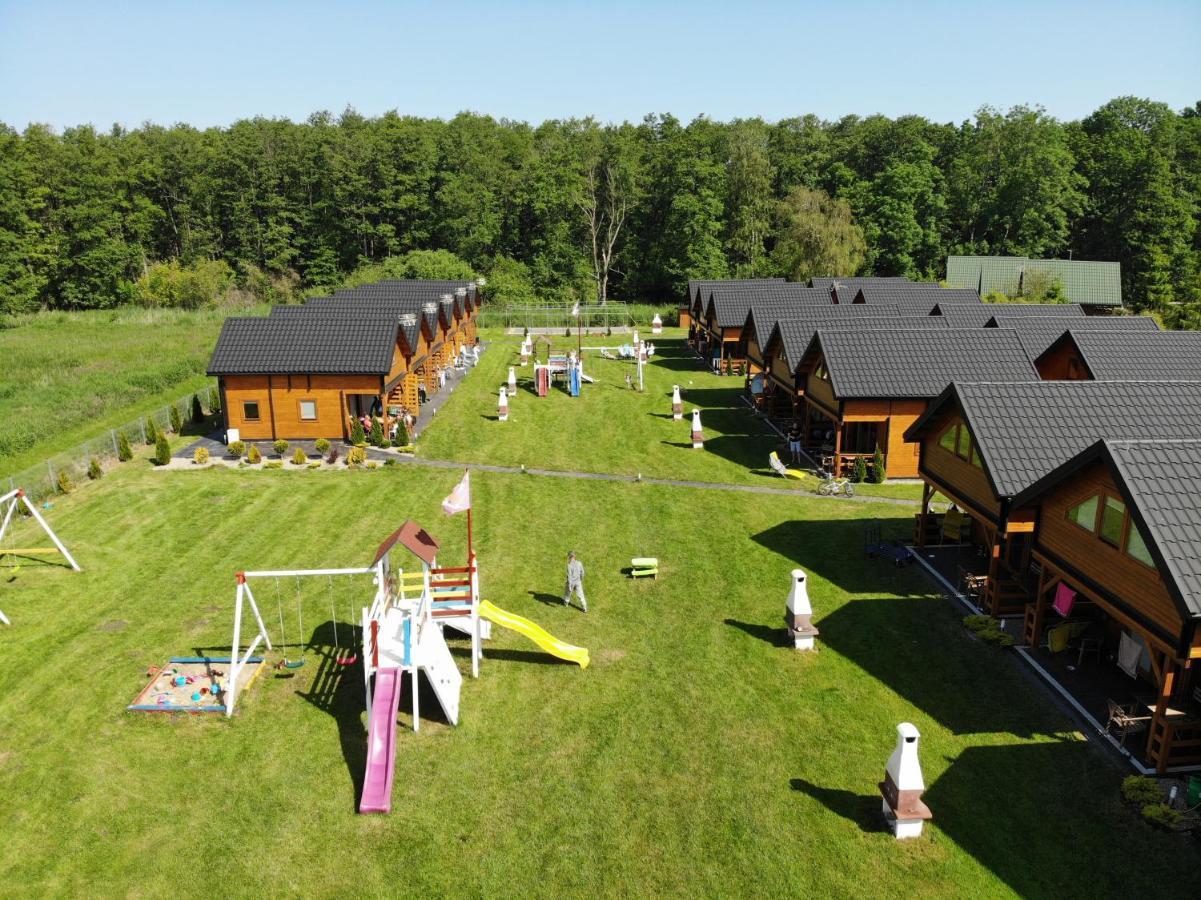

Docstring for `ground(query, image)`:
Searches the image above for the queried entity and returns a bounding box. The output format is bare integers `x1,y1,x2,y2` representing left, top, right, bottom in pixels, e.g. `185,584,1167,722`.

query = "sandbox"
127,656,264,713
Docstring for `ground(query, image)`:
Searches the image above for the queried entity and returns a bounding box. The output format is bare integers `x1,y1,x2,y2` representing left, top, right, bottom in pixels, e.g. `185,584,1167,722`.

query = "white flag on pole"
571,301,580,317
442,471,471,515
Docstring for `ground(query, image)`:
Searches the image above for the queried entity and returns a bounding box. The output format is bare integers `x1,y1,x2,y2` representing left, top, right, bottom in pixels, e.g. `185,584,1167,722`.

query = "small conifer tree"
154,432,171,466
368,418,384,447
145,418,158,446
851,456,868,483
169,404,183,434
871,446,887,483
57,471,74,494
191,394,205,424
350,418,366,445
87,457,103,480
117,432,133,461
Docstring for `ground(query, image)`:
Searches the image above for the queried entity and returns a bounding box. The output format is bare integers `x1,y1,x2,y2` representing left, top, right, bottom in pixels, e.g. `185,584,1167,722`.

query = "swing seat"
337,654,358,666
284,659,306,669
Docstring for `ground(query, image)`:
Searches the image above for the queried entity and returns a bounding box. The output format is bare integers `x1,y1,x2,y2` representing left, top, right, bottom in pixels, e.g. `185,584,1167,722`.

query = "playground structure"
223,516,588,816
0,487,81,625
533,349,594,398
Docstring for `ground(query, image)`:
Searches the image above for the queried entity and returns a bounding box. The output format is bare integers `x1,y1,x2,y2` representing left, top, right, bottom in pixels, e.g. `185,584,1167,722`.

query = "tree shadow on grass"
790,778,885,833
725,618,791,648
752,519,917,595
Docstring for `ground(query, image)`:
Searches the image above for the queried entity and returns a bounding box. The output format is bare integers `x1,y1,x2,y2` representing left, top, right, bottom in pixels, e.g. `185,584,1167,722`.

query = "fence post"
47,460,54,486
111,429,119,455
140,418,146,443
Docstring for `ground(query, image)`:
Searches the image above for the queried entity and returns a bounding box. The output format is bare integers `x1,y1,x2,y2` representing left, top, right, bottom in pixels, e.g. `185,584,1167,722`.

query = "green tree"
724,120,776,277
154,432,171,466
771,187,867,280
117,431,133,461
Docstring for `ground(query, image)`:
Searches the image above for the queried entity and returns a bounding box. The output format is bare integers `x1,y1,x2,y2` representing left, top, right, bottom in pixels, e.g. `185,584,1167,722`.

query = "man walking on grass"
563,551,587,612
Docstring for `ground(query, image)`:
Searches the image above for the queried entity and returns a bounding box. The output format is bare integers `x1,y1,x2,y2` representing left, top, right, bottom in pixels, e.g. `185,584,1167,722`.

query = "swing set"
1,488,81,626
226,562,385,716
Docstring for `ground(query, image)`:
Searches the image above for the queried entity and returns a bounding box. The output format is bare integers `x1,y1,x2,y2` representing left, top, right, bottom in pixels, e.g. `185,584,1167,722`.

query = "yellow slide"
478,600,590,668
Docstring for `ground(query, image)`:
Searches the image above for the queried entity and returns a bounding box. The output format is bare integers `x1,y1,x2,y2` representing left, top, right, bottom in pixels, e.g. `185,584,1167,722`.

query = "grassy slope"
418,329,923,500
0,307,260,478
0,450,1193,896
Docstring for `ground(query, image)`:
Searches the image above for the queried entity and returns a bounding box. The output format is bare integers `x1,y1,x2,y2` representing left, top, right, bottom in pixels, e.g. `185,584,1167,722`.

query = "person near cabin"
787,422,803,463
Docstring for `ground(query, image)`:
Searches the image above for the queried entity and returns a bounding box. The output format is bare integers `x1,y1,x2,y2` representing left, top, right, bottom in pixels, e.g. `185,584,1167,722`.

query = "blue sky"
1,0,1197,130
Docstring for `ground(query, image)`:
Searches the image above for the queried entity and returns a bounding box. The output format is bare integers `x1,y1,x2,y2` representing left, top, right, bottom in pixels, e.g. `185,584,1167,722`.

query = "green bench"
630,557,659,579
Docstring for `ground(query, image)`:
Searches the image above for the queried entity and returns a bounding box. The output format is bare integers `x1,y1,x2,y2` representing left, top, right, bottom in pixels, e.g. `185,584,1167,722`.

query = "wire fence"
3,384,220,503
476,302,677,332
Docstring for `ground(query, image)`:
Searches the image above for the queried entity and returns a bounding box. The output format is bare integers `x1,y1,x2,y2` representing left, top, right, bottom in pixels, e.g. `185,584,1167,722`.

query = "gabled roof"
802,328,1038,400
764,303,905,367
851,285,982,306
207,315,398,376
906,381,1201,499
706,284,828,330
946,255,1122,307
1040,328,1199,380
1012,439,1201,620
810,276,910,299
937,303,1086,328
743,299,809,351
287,296,432,351
994,315,1159,359
688,277,783,307
373,519,440,567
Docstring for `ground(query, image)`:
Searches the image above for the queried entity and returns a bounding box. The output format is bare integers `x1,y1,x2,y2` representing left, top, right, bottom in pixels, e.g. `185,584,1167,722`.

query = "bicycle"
816,467,855,497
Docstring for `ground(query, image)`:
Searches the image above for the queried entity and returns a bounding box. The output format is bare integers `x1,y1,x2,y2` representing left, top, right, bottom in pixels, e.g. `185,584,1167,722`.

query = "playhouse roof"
373,520,441,567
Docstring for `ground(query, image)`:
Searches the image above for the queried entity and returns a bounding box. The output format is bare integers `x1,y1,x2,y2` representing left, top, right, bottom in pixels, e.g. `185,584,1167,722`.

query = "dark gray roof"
805,328,1038,399
706,284,829,330
743,298,812,350
272,298,426,354
207,315,398,376
939,303,1086,328
768,304,910,366
852,285,982,305
1104,440,1201,618
810,276,910,298
909,381,1201,499
992,315,1159,358
1052,328,1200,380
688,278,783,307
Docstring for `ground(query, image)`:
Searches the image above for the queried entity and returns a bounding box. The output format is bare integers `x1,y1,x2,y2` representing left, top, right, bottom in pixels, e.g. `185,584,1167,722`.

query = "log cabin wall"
919,411,1003,520
1032,460,1184,642
1036,342,1091,380
221,373,380,441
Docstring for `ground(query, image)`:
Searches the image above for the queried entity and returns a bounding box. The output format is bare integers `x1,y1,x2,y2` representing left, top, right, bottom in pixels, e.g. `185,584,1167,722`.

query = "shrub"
57,471,74,494
564,328,571,337
117,432,133,462
367,461,380,469
292,447,306,465
131,257,236,309
368,419,384,447
314,438,331,455
394,418,410,447
169,404,183,434
350,418,366,445
227,440,245,459
383,458,398,467
1141,803,1183,830
851,456,868,483
87,457,103,480
963,615,993,633
272,439,289,457
145,418,158,445
605,325,612,336
326,445,339,465
870,446,886,483
191,394,205,424
307,461,321,469
264,460,283,469
246,444,262,464
154,432,171,466
1122,776,1164,806
193,447,210,465
347,446,366,467
211,391,221,414
962,614,1015,647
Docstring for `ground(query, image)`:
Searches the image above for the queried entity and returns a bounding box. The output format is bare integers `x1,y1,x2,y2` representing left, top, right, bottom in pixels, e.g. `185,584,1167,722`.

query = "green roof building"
946,255,1122,308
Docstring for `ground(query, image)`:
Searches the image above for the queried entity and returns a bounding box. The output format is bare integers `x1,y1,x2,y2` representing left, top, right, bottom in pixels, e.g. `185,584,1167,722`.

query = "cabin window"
970,446,983,469
298,400,318,421
1099,496,1126,547
1125,525,1155,568
814,361,829,381
242,401,261,421
1067,495,1099,533
955,426,972,460
939,425,957,453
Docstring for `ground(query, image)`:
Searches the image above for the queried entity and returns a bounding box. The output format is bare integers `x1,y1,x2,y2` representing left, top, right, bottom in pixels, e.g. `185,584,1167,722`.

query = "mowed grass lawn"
418,329,924,501
1,454,1193,896
0,307,258,478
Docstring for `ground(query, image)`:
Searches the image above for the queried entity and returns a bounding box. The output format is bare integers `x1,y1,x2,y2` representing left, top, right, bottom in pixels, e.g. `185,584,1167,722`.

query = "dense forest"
1,97,1199,322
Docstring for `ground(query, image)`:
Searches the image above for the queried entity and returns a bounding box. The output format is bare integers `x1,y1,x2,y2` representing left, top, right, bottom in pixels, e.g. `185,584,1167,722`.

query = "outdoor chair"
769,451,806,481
940,508,971,544
1105,700,1151,747
865,521,910,567
957,567,987,603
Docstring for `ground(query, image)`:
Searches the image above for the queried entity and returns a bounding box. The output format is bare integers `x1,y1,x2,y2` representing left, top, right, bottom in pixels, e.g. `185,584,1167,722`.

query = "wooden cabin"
700,284,827,374
210,315,408,441
1031,327,1198,382
905,381,1201,618
1013,439,1201,772
685,278,784,347
795,328,1038,479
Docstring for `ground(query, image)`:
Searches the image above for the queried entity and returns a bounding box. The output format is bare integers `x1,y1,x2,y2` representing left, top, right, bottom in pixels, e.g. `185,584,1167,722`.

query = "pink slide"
358,667,403,814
